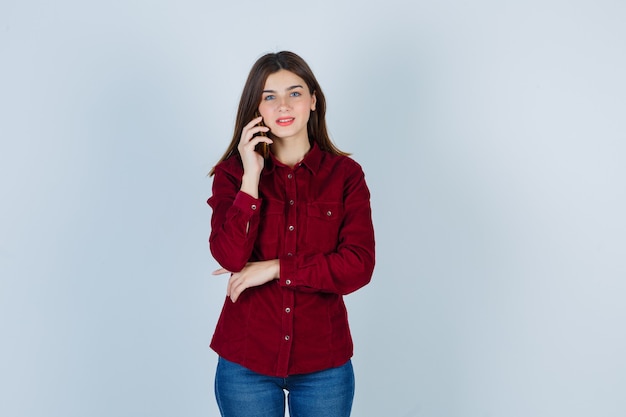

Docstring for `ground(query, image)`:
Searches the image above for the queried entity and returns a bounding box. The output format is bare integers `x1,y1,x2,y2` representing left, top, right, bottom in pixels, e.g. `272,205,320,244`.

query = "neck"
271,136,311,168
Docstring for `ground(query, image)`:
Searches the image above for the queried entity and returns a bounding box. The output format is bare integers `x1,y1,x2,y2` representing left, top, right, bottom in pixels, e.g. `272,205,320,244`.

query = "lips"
276,117,295,127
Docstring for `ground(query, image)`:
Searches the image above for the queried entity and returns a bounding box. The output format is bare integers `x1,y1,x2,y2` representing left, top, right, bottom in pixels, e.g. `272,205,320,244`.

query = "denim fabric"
214,357,355,417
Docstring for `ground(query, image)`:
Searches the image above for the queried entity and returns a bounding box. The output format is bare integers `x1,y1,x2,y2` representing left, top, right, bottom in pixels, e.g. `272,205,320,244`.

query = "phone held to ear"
254,113,269,159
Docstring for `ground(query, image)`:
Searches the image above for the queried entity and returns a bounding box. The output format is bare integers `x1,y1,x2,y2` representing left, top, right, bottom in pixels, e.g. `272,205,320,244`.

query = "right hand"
237,116,272,178
212,259,280,303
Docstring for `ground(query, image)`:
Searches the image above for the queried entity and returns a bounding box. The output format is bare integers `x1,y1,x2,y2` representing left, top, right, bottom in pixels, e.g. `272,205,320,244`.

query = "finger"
230,284,243,303
238,137,273,158
228,277,247,303
212,268,231,275
244,115,263,129
240,126,270,145
246,136,273,148
228,282,240,302
242,117,266,136
227,273,239,298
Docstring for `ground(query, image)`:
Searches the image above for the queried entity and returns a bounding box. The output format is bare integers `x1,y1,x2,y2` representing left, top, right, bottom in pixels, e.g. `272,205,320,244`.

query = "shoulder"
213,155,244,178
320,152,365,177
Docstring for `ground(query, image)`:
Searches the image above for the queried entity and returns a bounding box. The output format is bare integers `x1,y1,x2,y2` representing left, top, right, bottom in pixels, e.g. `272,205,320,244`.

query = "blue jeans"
214,357,355,417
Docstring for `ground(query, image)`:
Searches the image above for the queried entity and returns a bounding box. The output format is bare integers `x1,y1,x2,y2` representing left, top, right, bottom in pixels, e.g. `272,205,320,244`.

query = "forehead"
263,70,307,90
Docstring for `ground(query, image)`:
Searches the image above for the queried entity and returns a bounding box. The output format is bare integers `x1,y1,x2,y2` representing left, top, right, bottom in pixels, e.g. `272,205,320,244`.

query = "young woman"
207,51,375,417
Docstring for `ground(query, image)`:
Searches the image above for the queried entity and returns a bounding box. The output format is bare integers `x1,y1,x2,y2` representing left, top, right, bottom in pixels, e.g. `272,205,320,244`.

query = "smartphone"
254,112,269,158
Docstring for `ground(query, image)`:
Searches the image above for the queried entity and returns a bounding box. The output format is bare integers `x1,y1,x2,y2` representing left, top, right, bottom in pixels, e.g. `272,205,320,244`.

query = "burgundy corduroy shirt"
207,142,375,377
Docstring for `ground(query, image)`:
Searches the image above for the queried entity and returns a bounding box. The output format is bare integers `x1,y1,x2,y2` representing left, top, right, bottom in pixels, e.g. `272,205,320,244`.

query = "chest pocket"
257,199,284,247
305,202,344,253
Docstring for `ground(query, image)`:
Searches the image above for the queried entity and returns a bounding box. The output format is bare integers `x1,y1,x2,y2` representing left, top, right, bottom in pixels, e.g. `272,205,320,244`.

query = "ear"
310,91,317,111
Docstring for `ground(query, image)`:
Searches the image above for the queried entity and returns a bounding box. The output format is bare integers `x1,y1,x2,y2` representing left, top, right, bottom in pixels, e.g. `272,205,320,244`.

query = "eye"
290,91,301,97
263,95,275,101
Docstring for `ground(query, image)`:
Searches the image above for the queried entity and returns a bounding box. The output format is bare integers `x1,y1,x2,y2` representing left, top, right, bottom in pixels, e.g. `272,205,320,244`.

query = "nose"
277,96,290,111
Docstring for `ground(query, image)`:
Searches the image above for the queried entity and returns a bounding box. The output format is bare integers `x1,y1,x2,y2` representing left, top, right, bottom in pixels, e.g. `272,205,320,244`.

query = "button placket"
280,168,298,355
284,168,297,265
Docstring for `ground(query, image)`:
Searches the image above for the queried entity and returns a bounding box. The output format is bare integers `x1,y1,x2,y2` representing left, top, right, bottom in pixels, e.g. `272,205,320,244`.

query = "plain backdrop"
1,1,625,416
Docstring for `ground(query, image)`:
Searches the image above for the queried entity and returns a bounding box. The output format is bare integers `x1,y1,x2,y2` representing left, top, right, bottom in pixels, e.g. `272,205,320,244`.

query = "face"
258,70,316,143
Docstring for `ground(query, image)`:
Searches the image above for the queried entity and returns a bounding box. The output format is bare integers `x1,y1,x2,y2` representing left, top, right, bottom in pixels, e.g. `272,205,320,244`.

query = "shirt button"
287,253,293,257
285,279,292,285
285,307,291,313
284,335,290,341
287,173,293,179
289,200,294,205
251,204,257,210
288,225,294,231
326,210,332,216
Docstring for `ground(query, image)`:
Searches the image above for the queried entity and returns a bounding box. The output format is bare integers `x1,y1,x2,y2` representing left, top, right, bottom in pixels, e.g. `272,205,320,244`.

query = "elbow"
341,259,375,295
209,241,247,272
337,244,375,295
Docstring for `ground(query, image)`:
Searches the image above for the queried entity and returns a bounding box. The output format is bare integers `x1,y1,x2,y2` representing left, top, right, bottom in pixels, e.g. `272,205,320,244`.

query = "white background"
1,1,625,416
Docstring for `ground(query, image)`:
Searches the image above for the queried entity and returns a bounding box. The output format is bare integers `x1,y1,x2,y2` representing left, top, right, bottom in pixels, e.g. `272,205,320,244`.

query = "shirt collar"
263,141,323,176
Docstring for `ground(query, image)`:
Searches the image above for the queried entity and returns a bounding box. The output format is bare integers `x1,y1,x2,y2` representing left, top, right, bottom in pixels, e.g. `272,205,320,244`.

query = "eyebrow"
262,85,304,94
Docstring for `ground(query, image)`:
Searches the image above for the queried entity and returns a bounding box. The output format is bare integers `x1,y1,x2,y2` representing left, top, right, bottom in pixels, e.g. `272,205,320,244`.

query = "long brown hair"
209,51,348,176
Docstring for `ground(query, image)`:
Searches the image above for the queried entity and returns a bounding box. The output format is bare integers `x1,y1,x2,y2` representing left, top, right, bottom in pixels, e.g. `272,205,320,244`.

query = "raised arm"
208,117,272,272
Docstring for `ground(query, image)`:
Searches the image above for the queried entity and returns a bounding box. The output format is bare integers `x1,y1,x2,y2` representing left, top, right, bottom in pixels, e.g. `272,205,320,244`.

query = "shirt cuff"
233,191,262,216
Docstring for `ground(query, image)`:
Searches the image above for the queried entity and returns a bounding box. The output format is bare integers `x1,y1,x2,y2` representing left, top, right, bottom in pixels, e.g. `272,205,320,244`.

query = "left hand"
212,260,280,303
